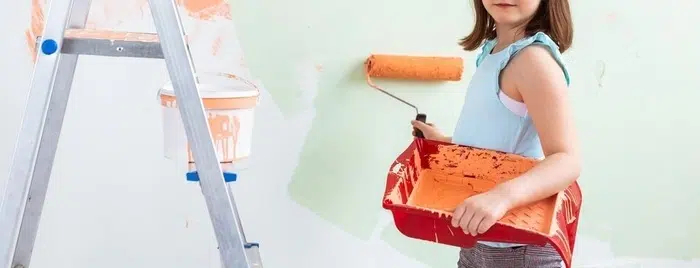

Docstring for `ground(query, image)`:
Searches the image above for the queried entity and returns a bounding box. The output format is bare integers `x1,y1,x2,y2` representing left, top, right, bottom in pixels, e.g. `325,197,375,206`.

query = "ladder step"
42,29,172,58
62,29,164,58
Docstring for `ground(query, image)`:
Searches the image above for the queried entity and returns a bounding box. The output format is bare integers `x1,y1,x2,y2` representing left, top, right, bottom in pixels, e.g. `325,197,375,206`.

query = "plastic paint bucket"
159,72,259,165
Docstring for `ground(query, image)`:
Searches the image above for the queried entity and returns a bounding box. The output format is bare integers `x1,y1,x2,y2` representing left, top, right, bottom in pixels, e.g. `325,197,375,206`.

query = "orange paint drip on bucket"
159,72,259,166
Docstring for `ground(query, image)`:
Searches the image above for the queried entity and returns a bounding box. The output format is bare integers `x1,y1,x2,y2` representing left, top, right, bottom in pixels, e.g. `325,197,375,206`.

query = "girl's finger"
451,203,467,227
477,216,497,234
467,213,485,236
459,207,476,234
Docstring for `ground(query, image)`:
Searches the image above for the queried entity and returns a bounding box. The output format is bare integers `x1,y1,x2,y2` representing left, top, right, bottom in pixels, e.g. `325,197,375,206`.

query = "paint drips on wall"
26,0,44,62
25,0,234,62
175,0,232,20
595,60,606,88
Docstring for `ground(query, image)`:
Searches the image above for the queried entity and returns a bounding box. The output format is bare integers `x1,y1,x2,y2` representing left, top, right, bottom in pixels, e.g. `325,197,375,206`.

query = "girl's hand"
411,120,450,142
451,189,513,236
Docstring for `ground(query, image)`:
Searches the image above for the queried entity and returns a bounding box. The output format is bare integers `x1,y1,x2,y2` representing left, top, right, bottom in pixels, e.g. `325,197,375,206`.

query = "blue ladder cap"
186,171,237,182
244,243,260,248
41,39,58,55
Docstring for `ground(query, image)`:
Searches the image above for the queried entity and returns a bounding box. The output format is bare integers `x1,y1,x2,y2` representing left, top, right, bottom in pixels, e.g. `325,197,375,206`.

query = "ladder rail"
12,1,93,266
147,1,251,267
0,0,87,266
226,186,247,242
1,0,259,267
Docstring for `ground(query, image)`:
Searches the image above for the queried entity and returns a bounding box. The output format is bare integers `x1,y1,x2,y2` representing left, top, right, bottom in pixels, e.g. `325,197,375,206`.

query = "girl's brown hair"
459,0,573,53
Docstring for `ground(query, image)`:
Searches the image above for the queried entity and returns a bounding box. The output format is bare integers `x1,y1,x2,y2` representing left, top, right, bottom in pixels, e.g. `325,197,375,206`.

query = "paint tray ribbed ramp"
382,138,582,268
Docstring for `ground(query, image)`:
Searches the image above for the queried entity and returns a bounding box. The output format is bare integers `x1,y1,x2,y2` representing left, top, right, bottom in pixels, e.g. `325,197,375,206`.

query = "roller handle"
413,113,427,139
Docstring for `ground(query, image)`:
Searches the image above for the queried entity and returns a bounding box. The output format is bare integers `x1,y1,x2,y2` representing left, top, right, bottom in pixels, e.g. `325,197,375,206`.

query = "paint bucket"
159,72,259,166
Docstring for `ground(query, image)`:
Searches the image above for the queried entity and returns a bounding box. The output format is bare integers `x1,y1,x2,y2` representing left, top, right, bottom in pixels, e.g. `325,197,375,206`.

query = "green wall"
231,0,700,266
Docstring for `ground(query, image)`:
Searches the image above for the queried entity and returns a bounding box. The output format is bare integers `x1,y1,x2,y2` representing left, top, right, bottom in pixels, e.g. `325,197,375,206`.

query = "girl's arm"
494,45,581,210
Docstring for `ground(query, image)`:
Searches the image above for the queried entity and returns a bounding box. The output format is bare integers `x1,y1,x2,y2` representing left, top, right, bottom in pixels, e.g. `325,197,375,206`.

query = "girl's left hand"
451,190,512,236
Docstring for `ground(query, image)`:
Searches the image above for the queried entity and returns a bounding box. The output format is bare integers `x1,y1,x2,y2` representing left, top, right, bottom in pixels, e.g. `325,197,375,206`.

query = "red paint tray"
382,138,582,268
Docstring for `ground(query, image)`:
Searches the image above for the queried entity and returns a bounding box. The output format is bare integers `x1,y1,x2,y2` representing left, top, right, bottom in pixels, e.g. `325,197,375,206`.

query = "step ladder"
0,0,261,267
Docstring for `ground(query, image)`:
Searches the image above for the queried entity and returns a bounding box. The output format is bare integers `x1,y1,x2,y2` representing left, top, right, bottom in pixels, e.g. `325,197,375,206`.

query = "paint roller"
364,54,463,138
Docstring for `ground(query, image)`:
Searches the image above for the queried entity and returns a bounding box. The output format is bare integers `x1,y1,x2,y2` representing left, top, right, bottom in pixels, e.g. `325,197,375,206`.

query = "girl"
411,0,579,267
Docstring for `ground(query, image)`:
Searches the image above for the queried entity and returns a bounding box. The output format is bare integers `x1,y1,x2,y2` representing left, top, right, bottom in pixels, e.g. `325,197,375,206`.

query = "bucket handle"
156,72,262,101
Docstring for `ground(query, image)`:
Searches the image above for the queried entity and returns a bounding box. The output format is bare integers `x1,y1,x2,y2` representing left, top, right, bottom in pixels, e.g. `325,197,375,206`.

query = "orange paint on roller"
365,54,464,83
363,54,464,138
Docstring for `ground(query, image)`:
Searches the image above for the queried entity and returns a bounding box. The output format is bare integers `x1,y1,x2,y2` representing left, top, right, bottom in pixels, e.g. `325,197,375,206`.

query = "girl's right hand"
411,120,450,142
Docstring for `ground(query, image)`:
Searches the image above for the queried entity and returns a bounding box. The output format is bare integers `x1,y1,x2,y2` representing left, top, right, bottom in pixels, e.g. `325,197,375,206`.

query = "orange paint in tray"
383,138,582,268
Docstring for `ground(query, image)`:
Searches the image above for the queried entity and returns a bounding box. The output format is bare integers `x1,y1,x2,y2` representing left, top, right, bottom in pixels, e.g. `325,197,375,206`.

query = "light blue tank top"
451,32,570,248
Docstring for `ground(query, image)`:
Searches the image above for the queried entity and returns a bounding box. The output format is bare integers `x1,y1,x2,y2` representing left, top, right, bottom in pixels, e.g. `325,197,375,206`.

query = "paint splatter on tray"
383,138,582,268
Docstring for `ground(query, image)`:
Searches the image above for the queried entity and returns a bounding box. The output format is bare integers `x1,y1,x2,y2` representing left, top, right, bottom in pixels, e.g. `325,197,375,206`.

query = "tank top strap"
475,32,571,86
498,32,571,86
475,39,497,68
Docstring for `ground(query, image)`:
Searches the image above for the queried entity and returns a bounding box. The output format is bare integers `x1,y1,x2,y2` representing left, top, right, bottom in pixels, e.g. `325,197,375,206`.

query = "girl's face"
482,0,541,27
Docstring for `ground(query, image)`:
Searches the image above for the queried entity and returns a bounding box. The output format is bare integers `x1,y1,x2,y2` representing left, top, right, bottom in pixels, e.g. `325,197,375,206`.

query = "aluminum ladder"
0,0,261,267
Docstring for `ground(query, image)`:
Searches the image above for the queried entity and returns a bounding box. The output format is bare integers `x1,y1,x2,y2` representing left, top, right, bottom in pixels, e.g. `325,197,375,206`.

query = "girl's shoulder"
500,32,571,86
